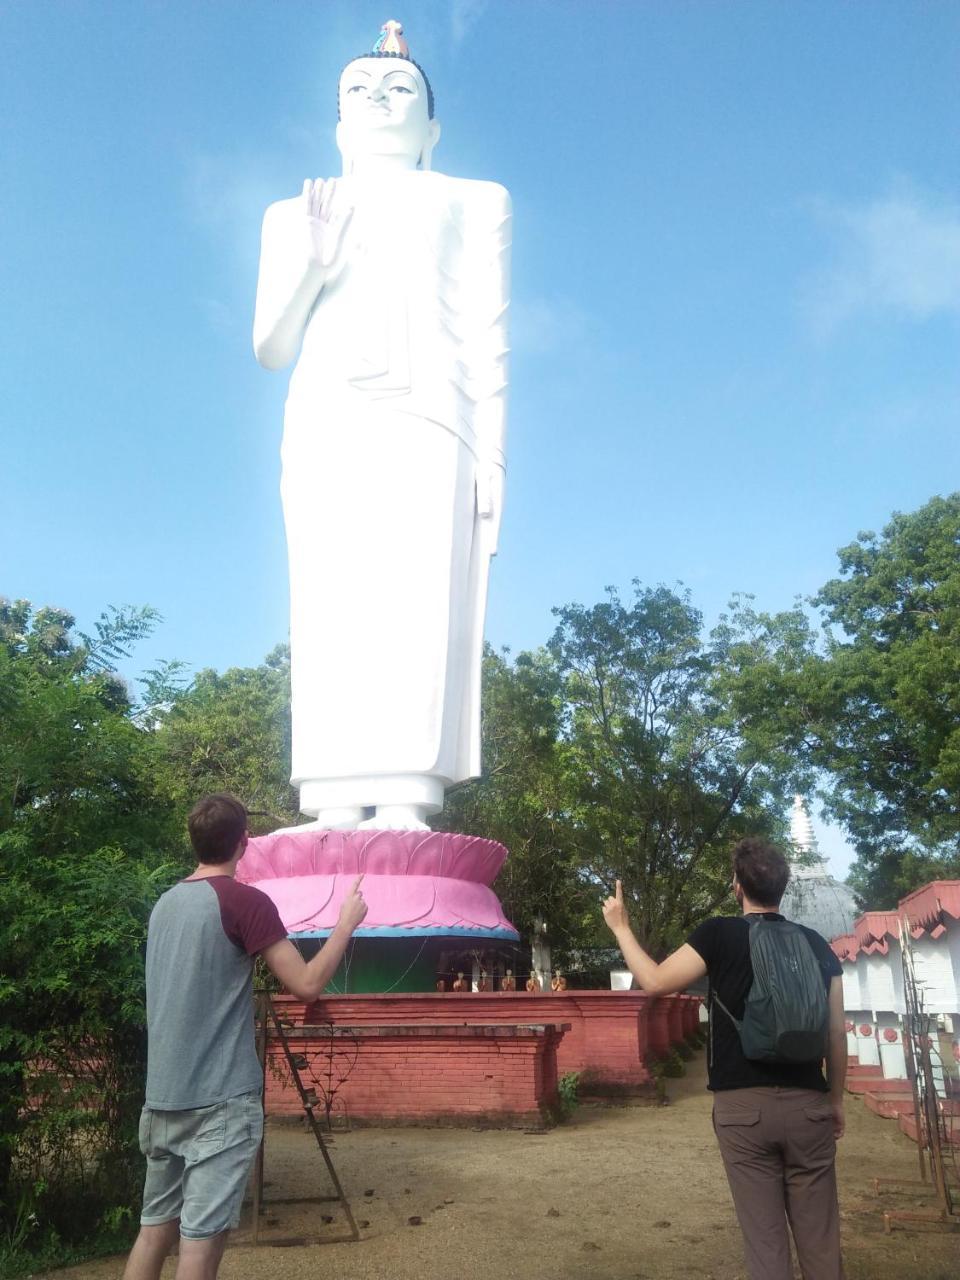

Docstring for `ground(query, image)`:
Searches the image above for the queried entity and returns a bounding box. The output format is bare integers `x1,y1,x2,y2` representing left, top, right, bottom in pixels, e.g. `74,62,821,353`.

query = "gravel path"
49,1054,958,1280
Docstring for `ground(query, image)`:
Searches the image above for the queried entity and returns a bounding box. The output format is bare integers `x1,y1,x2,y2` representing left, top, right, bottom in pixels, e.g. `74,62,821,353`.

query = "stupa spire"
789,794,831,879
790,794,818,855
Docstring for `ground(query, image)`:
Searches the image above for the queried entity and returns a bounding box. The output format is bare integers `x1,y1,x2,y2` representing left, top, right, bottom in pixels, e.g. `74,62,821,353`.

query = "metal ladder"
250,990,360,1246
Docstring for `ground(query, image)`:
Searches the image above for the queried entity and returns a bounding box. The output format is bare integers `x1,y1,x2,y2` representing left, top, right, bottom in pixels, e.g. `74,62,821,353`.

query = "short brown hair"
732,837,790,908
187,793,248,864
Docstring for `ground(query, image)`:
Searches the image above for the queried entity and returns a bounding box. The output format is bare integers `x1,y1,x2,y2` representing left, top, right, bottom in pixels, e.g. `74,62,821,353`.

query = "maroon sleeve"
210,879,287,955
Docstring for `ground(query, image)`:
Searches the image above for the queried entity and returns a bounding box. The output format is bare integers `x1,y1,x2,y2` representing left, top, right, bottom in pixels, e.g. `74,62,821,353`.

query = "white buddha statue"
254,21,510,831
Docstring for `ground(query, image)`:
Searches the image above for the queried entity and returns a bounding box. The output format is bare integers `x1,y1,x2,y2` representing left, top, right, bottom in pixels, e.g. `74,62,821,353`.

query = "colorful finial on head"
374,20,409,57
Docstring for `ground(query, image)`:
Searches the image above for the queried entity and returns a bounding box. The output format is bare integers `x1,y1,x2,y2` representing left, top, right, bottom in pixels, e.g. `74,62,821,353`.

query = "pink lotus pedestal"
239,828,519,941
238,829,520,993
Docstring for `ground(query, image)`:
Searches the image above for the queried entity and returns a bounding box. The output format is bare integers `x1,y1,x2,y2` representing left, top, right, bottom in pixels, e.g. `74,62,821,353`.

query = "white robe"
272,171,510,811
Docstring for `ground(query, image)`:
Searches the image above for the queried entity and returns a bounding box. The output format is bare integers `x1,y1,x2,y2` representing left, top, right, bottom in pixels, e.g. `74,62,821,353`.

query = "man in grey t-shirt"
123,793,367,1280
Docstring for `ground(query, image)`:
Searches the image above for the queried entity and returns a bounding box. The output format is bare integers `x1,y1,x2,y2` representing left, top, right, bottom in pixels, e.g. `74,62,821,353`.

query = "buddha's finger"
319,178,337,222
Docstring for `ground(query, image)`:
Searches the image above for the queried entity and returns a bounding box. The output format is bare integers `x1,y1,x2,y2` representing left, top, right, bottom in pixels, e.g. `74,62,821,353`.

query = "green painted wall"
327,937,439,994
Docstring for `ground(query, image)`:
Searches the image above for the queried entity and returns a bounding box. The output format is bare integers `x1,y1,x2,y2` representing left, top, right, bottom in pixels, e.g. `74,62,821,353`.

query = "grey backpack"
713,918,829,1063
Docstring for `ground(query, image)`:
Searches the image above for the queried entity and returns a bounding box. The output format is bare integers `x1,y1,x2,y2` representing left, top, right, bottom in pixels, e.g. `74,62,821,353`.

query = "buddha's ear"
419,118,441,170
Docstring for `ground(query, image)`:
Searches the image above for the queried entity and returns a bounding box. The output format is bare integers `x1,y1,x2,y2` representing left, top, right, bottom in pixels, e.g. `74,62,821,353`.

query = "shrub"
557,1071,581,1118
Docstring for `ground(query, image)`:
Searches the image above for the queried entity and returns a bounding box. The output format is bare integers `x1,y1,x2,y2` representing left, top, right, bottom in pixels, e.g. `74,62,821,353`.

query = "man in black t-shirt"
603,837,846,1280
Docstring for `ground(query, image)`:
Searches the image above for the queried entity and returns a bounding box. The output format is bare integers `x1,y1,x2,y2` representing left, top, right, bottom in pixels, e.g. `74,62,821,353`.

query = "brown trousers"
713,1087,844,1280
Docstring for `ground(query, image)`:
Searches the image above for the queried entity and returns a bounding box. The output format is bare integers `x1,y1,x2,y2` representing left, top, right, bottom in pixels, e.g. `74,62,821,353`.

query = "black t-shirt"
686,913,842,1093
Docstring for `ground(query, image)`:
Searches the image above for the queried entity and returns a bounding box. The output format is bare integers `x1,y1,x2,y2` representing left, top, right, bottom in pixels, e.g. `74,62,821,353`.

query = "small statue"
525,972,541,993
551,971,567,993
477,970,489,992
452,971,468,992
435,977,447,992
501,968,516,992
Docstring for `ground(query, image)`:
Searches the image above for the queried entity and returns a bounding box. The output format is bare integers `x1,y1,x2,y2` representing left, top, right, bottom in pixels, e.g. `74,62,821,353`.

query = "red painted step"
846,1072,885,1095
856,1075,911,1093
863,1090,913,1119
897,1109,960,1146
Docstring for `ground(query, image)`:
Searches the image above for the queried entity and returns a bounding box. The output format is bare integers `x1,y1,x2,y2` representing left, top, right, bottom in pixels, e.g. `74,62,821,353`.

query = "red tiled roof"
853,911,901,954
830,879,960,948
830,933,859,963
897,880,960,939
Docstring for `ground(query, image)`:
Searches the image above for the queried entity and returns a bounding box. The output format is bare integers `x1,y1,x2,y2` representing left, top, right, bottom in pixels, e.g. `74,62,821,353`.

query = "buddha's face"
337,57,437,165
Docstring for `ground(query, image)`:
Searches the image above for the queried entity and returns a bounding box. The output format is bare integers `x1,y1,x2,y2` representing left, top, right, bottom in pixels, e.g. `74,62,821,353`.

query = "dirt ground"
51,1052,958,1280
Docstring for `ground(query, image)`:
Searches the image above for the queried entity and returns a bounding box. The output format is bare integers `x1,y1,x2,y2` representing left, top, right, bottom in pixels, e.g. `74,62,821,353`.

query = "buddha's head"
337,22,439,173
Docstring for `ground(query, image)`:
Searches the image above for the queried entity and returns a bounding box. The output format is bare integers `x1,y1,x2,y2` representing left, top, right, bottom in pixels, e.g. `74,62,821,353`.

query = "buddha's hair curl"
338,51,435,120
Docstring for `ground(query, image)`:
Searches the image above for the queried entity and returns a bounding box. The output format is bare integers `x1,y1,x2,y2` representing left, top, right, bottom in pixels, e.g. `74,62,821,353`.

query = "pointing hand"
338,873,368,933
602,879,630,935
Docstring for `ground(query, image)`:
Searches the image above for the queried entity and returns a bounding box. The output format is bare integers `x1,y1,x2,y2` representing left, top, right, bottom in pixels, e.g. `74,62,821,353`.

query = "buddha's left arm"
459,183,511,552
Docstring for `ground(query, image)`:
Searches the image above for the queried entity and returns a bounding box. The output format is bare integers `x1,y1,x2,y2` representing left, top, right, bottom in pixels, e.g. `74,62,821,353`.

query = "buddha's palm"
301,178,353,274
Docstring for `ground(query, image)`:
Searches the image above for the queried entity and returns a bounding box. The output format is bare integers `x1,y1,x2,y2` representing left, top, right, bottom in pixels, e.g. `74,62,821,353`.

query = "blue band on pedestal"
289,924,521,941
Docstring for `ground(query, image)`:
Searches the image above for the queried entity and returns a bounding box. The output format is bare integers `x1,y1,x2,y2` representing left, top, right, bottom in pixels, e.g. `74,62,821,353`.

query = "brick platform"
262,990,700,1125
265,1022,566,1128
290,990,696,1089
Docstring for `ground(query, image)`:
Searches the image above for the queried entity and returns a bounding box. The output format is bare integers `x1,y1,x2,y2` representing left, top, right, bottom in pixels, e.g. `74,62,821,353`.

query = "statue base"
237,827,519,943
298,775,445,820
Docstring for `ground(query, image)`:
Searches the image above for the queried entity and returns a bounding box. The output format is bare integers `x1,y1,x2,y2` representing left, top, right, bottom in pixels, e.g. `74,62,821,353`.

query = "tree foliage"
150,645,298,830
440,586,818,956
436,647,595,960
548,585,815,953
808,494,960,904
0,600,179,1259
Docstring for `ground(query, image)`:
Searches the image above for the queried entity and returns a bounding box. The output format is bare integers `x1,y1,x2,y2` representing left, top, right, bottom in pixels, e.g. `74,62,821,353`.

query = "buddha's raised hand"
302,178,353,274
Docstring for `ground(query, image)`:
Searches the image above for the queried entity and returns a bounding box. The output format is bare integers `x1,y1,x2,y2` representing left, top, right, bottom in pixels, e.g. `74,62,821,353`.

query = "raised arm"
602,880,707,996
253,179,353,371
261,875,367,1002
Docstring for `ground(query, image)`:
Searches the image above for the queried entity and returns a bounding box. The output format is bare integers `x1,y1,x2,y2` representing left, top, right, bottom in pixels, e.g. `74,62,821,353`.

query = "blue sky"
3,2,959,876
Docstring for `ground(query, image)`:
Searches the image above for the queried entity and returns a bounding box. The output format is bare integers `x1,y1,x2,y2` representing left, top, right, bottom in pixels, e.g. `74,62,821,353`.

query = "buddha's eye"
346,84,366,95
390,85,413,94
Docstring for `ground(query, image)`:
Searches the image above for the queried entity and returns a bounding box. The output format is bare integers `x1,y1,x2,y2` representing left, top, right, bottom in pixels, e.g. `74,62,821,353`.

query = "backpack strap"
711,989,741,1033
712,915,762,1035
707,976,713,1067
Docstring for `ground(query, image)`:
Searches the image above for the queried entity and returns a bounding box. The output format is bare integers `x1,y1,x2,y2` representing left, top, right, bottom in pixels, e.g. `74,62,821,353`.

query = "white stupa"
780,796,859,940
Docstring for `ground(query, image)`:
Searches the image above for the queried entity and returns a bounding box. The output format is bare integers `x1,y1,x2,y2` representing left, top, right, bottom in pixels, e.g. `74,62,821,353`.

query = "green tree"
0,599,178,1259
440,588,818,960
436,646,594,959
809,494,960,905
548,585,816,954
151,646,299,830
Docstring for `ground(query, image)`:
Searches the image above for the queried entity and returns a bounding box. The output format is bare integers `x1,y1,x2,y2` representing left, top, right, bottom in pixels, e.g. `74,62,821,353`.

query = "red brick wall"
265,1023,565,1128
274,990,698,1089
262,992,701,1125
647,998,672,1057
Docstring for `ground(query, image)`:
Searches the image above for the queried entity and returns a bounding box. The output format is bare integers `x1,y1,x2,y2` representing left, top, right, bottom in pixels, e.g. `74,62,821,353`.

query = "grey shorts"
138,1092,263,1239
